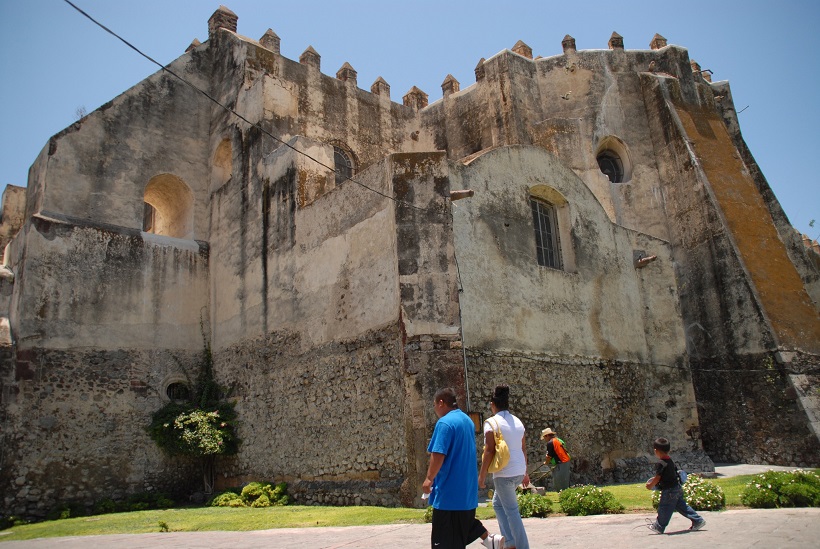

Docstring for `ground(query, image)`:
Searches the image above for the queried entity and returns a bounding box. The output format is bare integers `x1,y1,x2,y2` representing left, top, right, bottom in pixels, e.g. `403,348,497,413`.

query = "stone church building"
1,6,818,517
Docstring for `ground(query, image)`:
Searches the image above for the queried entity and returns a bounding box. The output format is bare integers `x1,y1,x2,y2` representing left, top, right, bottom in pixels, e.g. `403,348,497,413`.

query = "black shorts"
431,508,485,549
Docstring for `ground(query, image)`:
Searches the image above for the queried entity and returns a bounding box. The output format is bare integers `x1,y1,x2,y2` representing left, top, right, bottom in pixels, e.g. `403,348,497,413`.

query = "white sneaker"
481,533,505,549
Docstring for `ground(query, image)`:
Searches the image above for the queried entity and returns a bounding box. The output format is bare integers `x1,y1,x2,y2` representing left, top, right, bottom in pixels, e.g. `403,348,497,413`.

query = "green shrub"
741,470,820,508
424,505,433,523
92,499,120,515
209,491,245,507
250,494,272,508
46,502,87,521
651,474,725,511
0,515,28,530
270,482,292,506
241,482,269,502
210,482,291,507
559,485,624,516
517,492,553,518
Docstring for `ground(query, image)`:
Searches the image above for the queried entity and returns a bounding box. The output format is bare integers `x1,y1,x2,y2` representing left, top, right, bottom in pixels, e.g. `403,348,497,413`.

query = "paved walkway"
3,508,818,549
2,464,817,548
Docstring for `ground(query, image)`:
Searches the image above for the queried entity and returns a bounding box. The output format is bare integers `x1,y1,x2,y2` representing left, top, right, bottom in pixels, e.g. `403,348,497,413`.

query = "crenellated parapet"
195,6,724,112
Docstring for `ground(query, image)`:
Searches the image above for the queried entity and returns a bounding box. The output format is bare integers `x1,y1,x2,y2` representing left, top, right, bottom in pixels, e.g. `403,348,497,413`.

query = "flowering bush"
517,492,553,518
148,402,238,457
651,474,725,511
559,485,624,516
741,470,820,508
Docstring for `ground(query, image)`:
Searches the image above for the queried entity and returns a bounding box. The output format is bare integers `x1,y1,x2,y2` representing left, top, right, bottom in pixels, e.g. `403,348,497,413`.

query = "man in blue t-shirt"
422,388,505,549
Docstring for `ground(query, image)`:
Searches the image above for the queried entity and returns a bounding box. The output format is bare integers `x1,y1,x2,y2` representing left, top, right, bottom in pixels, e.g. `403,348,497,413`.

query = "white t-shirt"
483,410,527,478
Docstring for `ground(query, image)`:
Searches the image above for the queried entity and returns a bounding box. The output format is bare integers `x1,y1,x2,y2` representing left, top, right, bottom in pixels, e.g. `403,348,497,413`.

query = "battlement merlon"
201,6,724,111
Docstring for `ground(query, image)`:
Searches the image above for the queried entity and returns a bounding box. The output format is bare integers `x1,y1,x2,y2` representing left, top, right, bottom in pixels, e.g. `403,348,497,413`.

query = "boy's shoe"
690,519,706,531
646,520,663,534
481,533,505,548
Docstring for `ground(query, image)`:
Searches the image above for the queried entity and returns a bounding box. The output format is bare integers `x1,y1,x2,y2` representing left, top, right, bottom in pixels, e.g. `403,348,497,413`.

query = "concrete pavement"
2,464,817,548
2,508,819,548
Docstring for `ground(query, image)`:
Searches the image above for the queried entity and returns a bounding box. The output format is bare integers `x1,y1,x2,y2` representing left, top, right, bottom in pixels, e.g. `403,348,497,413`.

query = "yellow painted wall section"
675,104,820,353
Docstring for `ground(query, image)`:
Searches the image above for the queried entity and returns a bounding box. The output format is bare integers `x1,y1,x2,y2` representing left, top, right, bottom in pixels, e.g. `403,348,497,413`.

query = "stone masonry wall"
466,350,713,486
692,354,820,466
0,347,202,518
212,325,410,507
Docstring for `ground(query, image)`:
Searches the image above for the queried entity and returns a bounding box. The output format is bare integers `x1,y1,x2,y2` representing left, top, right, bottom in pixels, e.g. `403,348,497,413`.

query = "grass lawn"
0,473,787,542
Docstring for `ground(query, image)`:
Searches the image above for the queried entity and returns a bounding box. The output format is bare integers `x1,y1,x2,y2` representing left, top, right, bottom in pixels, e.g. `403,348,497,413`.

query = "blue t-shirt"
426,408,479,510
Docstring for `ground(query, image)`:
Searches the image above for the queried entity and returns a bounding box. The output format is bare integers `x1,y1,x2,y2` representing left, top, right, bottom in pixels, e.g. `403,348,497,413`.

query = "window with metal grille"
531,198,563,269
334,146,354,185
166,382,190,402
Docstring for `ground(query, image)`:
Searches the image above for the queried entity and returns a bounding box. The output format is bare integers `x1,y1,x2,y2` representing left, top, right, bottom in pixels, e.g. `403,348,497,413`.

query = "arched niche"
143,174,194,239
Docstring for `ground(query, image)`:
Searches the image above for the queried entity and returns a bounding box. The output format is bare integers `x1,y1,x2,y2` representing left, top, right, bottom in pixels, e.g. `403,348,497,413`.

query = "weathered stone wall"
207,26,421,194
3,7,817,519
466,351,711,485
23,53,212,239
641,75,774,360
424,44,700,244
451,145,686,365
6,216,209,351
208,137,400,353
0,185,26,262
211,326,409,507
712,79,820,309
693,355,820,466
0,347,202,518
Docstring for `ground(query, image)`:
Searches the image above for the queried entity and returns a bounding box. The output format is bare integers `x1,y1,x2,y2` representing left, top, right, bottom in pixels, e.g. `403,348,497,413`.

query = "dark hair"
491,384,510,410
434,388,458,409
653,437,671,453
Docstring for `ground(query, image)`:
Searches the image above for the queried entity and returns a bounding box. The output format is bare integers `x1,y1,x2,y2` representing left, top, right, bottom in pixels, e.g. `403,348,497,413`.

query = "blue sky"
1,0,818,238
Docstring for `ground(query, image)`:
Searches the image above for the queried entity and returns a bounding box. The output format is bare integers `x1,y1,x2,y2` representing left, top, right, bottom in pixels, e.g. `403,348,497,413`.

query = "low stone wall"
465,350,713,485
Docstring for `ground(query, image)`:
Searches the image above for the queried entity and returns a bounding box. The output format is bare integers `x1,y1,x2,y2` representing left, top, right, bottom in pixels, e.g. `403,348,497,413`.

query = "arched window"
333,146,355,186
596,151,624,183
166,382,191,402
531,199,563,269
143,174,194,239
595,136,633,184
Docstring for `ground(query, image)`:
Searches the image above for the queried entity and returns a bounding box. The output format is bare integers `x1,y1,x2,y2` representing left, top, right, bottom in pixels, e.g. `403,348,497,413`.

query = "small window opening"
531,199,563,269
143,202,157,233
334,146,354,185
166,382,191,402
597,151,624,183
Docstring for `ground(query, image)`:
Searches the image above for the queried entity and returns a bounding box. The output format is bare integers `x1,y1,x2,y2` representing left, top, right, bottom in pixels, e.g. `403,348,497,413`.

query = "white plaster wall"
452,145,685,364
210,140,400,352
28,53,212,240
8,218,208,351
